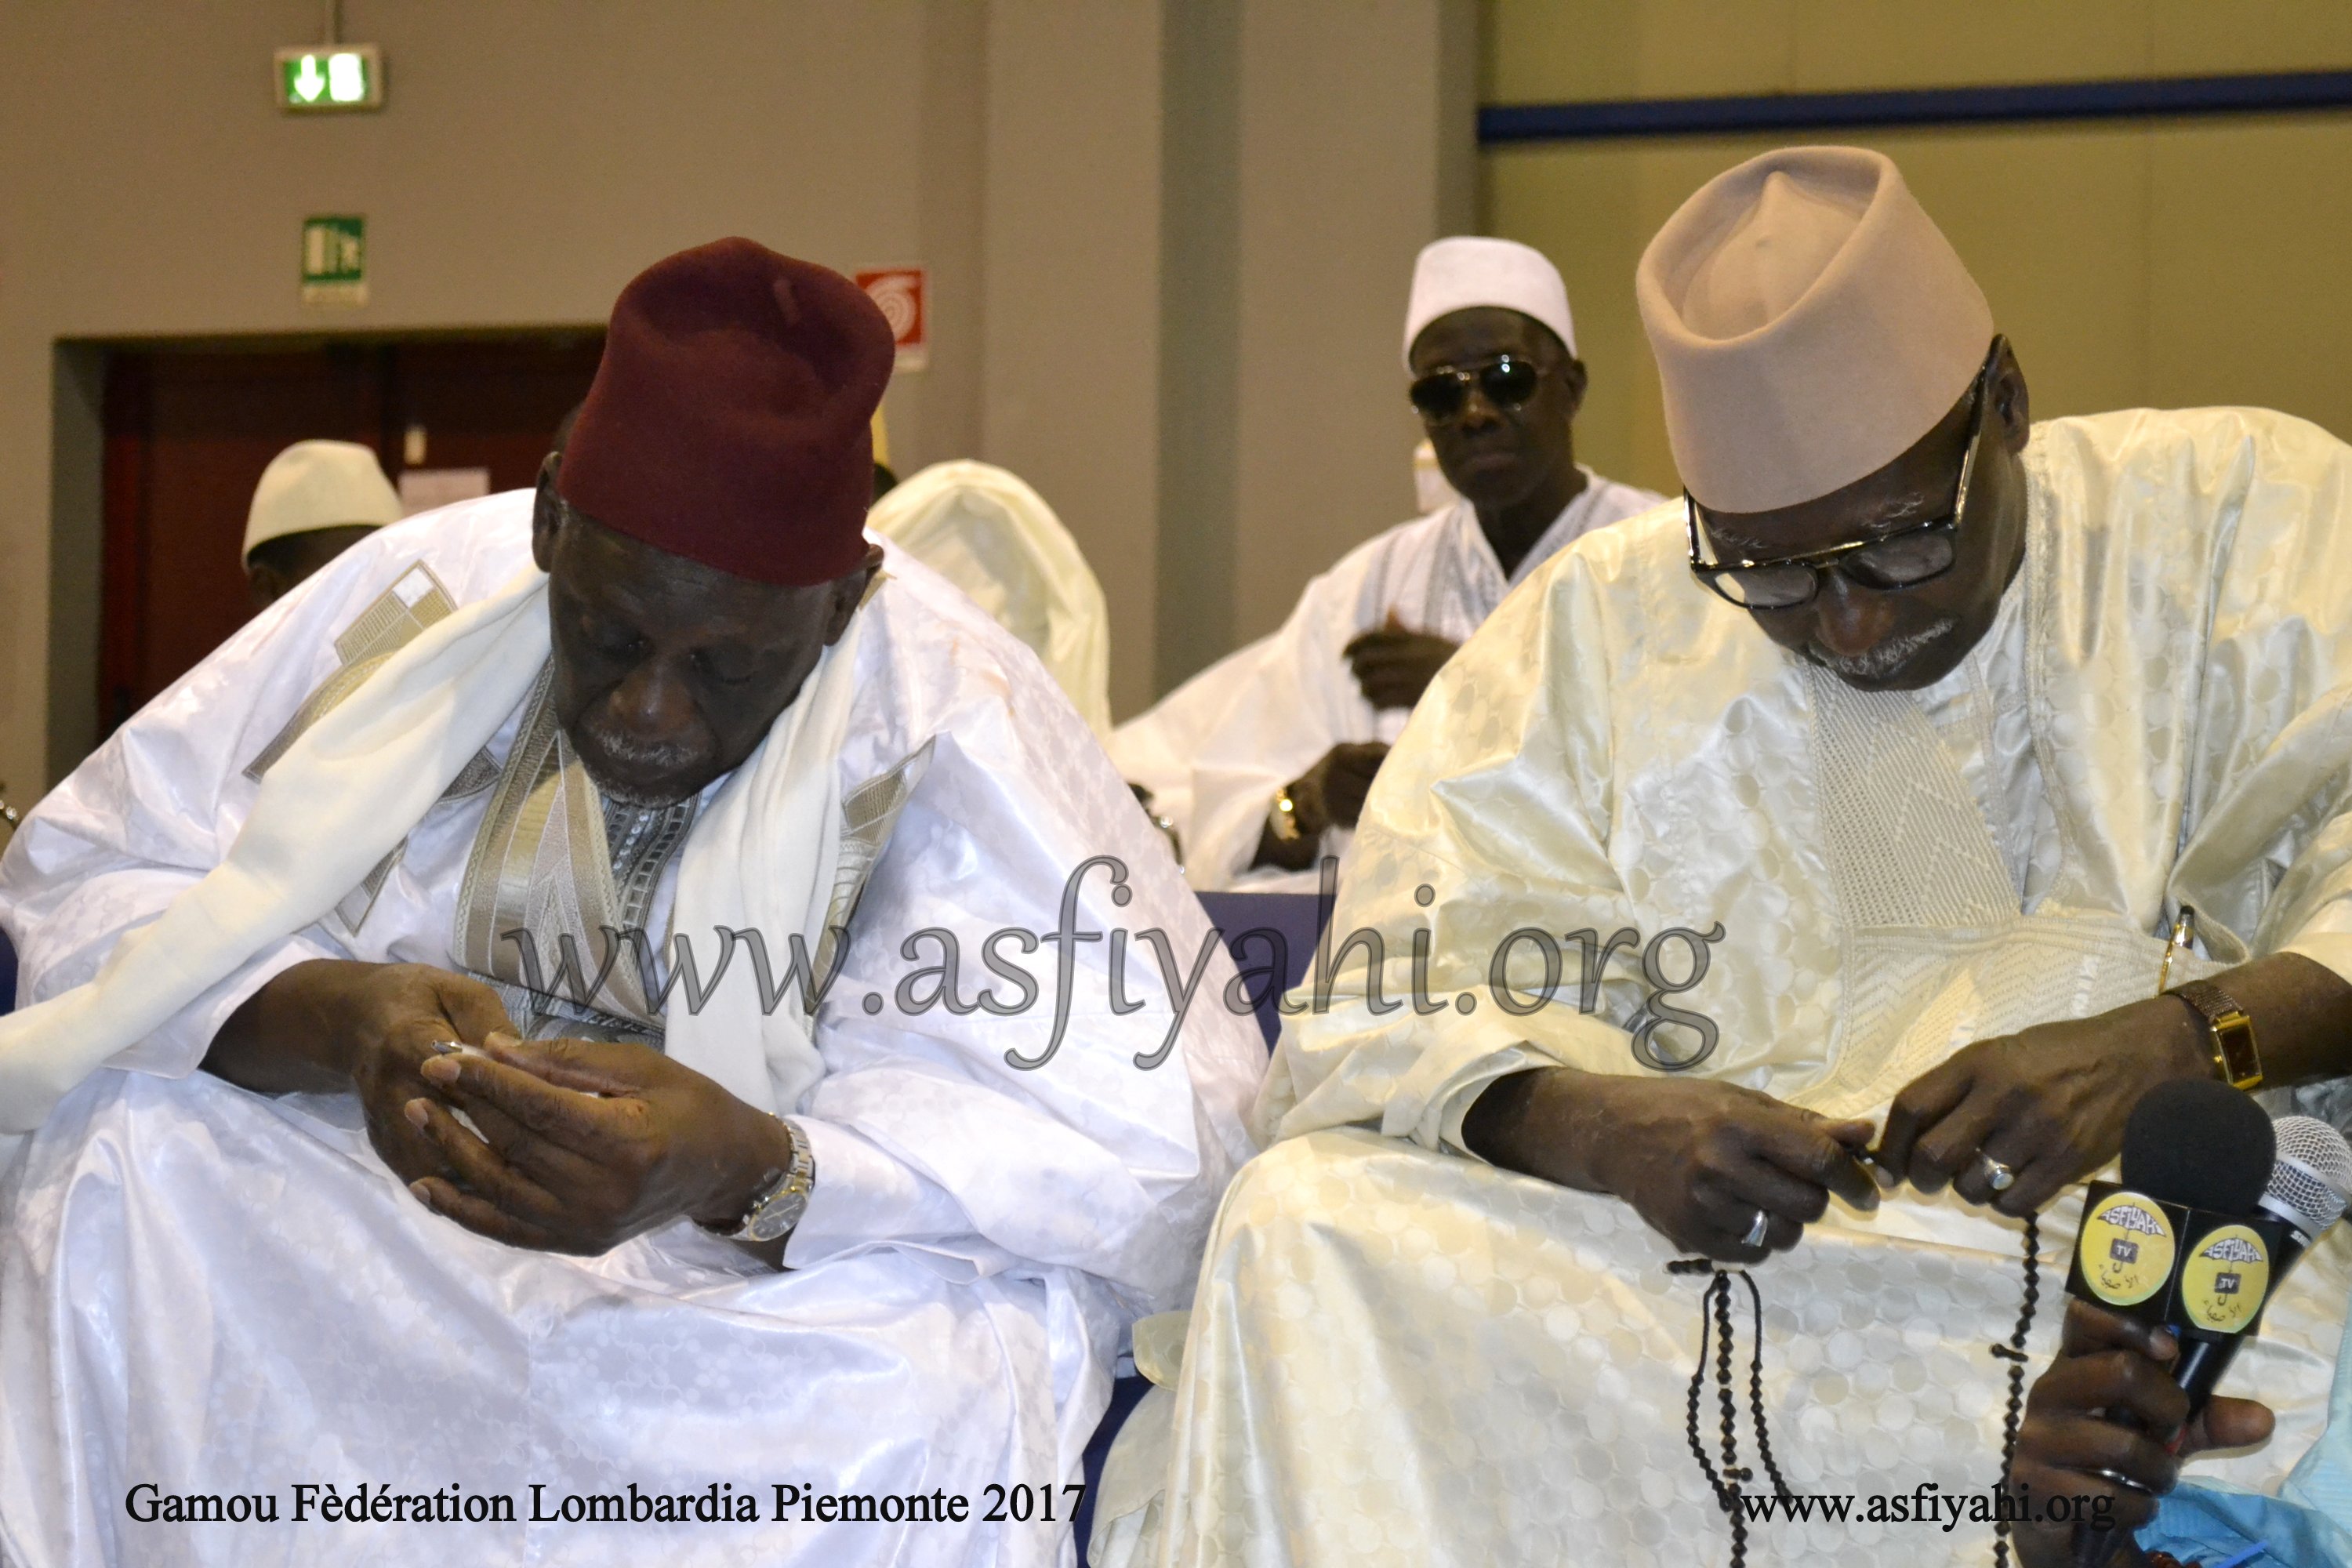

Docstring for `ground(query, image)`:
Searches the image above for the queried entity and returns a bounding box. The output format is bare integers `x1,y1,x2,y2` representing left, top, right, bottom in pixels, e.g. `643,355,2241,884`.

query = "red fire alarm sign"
856,268,927,371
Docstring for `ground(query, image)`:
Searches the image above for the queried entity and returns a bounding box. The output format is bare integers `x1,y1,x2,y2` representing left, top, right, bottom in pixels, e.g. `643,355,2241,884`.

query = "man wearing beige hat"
241,438,405,608
1110,237,1658,890
1097,147,2352,1567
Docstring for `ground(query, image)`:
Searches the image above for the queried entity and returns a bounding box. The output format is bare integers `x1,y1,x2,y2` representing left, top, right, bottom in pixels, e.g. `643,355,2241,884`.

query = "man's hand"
1292,742,1389,835
1880,953,2352,1216
1344,614,1460,710
2009,1299,2275,1567
1462,1066,1878,1262
205,959,516,1188
401,1035,793,1256
1874,1003,2209,1216
1253,742,1391,871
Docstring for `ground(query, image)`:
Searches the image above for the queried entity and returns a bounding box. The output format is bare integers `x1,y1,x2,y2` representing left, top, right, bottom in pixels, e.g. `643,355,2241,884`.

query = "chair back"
1194,890,1334,1050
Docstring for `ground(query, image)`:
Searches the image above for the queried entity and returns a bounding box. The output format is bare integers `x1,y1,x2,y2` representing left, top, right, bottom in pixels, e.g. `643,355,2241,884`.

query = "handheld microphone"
2169,1113,2352,1410
2120,1077,2274,1215
2259,1114,2352,1249
2066,1085,2351,1566
2114,1080,2274,1417
2066,1081,2273,1356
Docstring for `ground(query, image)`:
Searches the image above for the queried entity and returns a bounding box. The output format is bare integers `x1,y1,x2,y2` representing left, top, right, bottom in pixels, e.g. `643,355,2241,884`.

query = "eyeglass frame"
1684,336,2006,612
1406,354,1547,423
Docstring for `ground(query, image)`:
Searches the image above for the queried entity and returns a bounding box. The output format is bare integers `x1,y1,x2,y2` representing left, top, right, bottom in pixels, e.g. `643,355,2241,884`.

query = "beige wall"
0,0,971,797
0,0,1475,797
1156,0,1478,686
11,3,2349,795
980,1,1169,711
1483,1,2352,497
1228,1,1475,645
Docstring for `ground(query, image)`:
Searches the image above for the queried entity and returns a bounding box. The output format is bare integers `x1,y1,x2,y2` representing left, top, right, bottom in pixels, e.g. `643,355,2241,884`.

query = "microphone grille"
2263,1116,2352,1240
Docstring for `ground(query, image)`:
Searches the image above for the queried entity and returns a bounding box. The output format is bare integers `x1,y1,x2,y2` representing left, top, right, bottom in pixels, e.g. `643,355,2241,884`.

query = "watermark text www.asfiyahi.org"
1737,1480,2117,1533
499,855,1726,1073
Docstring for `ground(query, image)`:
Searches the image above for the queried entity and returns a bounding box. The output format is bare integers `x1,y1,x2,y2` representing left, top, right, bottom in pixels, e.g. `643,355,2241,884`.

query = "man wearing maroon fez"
0,239,1263,1566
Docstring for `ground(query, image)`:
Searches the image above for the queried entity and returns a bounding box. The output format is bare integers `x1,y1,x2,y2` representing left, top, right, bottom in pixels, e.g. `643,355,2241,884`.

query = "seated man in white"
0,240,1264,1568
1101,149,2352,1567
1110,238,1659,890
242,437,405,608
866,458,1114,739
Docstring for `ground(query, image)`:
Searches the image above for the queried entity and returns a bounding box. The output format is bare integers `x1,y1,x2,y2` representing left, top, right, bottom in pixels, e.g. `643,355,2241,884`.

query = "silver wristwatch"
717,1116,816,1243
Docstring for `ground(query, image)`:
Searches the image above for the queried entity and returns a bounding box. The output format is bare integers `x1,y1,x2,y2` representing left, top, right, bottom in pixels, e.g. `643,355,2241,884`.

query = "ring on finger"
2085,1466,2158,1497
1740,1208,1770,1249
1974,1152,2017,1193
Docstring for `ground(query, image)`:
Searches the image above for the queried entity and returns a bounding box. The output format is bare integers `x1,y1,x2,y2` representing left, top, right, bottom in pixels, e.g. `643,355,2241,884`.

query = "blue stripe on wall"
1479,70,2352,145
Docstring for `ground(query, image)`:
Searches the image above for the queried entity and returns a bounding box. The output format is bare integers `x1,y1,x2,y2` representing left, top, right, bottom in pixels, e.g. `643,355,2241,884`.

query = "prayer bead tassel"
1671,1258,1793,1568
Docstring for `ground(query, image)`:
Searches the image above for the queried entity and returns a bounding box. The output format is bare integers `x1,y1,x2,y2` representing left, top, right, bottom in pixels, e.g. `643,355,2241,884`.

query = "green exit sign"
274,45,383,111
302,216,367,307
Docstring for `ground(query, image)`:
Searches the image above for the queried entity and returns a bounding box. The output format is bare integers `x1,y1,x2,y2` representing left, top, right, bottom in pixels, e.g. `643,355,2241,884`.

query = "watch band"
2169,978,2265,1091
715,1116,816,1243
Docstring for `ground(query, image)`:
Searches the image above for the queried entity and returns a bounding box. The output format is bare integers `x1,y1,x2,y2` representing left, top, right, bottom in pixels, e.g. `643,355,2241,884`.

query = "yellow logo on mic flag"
2079,1191,2176,1306
2180,1225,2270,1333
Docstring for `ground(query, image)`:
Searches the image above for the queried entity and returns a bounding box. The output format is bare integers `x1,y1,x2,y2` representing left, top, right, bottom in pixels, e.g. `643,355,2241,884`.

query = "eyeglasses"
1686,336,2002,612
1408,355,1543,423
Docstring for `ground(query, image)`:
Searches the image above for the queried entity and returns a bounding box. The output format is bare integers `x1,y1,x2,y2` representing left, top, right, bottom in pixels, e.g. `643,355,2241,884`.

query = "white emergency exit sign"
275,45,383,111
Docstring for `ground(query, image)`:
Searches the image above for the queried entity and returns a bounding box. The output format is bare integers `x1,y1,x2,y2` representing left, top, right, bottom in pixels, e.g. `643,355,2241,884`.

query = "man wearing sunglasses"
1102,147,2352,1566
1109,237,1658,890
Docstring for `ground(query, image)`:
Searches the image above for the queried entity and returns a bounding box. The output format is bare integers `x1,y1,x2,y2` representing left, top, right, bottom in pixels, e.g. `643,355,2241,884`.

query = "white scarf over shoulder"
0,571,862,1134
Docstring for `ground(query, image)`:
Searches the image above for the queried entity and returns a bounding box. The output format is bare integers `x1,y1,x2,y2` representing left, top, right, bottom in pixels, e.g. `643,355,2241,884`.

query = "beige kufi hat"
1636,146,1993,514
242,439,401,559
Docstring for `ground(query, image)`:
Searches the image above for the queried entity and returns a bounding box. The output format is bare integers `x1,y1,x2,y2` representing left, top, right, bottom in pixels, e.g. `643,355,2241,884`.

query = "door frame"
49,325,601,781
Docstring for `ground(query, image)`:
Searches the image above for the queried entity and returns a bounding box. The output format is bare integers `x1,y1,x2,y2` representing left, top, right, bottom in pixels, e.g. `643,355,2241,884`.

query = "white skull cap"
1403,237,1576,370
243,439,401,559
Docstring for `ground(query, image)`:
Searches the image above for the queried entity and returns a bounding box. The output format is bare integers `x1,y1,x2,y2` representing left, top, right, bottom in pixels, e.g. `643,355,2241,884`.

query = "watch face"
744,1188,809,1243
2216,1018,2262,1087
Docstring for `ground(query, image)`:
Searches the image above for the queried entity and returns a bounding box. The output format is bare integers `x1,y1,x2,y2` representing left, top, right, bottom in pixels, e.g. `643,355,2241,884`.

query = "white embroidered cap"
243,440,402,559
1403,237,1577,369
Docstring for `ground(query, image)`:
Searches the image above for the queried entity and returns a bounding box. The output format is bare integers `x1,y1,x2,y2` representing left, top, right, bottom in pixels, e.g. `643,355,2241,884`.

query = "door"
98,334,601,735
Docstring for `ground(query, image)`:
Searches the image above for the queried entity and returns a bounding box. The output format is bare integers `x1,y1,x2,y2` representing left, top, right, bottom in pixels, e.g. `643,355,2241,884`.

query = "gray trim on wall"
1479,69,2352,144
46,345,105,782
1153,0,1243,699
1435,0,1479,237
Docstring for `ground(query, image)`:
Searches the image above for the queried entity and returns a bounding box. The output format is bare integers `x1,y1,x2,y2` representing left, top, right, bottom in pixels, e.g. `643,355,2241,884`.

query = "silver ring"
1976,1153,2016,1193
1740,1209,1770,1249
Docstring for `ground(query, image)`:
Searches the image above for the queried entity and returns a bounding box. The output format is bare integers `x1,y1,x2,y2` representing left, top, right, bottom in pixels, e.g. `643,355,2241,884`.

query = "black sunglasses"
1686,336,2004,612
1408,355,1543,423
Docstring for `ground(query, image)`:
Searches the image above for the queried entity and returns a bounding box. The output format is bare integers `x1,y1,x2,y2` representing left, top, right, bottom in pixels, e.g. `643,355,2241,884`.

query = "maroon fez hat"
559,238,894,586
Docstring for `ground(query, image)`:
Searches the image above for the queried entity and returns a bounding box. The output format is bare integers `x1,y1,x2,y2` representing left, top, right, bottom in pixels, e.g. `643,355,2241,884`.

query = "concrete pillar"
1141,0,1479,703
978,0,1169,720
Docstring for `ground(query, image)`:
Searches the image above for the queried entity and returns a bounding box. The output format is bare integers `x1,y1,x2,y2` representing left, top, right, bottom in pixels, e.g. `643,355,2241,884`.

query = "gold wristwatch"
2169,978,2264,1091
1268,784,1305,844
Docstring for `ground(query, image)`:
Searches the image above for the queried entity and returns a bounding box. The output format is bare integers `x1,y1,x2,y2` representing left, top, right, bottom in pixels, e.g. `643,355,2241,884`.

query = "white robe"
1109,472,1661,891
0,493,1267,1568
1105,409,2352,1566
